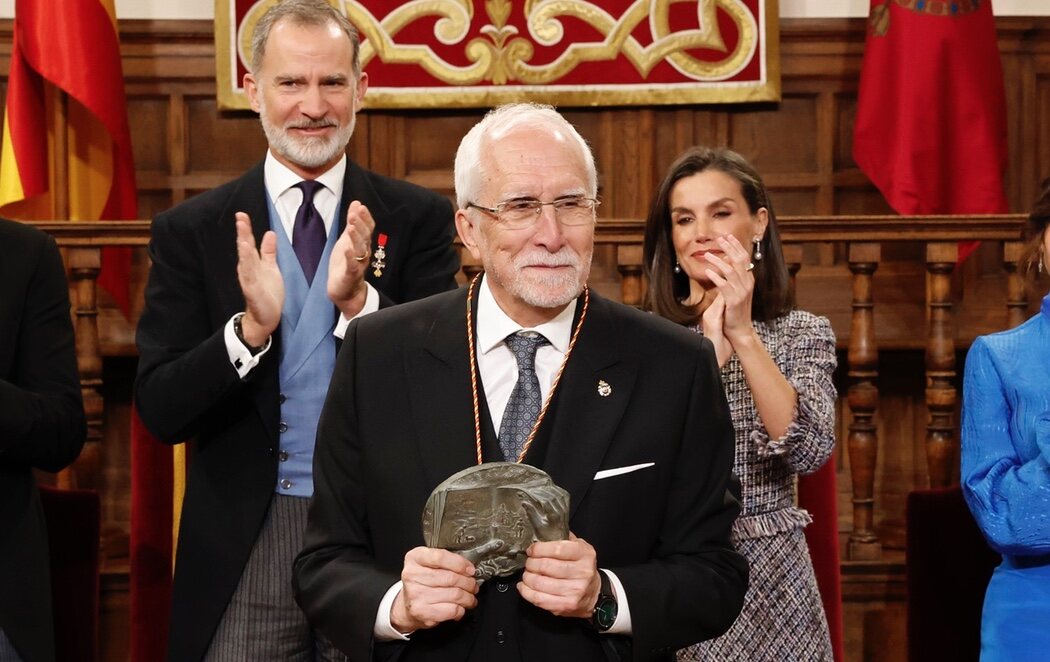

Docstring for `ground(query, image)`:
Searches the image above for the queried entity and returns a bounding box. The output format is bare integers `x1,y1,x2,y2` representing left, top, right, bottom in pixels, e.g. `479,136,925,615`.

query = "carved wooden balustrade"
35,215,1029,563
32,221,151,491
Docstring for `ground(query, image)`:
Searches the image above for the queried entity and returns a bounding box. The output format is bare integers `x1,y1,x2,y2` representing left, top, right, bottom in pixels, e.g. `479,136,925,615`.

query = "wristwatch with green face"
590,570,618,632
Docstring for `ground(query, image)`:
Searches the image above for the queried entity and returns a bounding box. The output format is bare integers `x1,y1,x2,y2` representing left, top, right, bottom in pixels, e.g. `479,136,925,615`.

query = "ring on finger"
353,250,370,263
745,262,755,271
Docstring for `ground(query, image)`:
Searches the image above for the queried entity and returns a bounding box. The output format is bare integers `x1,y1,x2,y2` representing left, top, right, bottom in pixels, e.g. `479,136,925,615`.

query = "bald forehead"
482,126,587,170
488,121,573,145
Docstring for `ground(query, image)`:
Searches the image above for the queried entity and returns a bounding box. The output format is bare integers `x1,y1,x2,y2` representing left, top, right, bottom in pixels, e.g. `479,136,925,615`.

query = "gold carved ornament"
217,0,779,109
343,0,759,85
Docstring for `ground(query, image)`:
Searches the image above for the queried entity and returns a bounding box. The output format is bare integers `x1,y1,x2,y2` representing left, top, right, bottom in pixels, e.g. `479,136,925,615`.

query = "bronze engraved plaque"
421,462,570,580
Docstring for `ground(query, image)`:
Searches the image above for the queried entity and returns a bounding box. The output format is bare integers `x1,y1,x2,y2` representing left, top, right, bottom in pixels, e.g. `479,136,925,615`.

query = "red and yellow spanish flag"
0,0,138,313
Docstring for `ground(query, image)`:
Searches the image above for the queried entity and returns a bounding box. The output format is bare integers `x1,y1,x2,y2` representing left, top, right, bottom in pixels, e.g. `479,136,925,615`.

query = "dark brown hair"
641,146,794,325
1019,178,1050,291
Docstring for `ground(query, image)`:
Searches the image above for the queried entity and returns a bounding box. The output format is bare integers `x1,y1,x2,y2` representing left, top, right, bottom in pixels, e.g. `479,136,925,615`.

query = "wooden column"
1004,241,1028,329
617,244,645,307
925,242,958,488
67,246,103,491
846,242,881,560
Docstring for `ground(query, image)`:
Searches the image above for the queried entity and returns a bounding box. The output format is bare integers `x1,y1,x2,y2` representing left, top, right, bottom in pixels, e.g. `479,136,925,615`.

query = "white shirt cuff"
373,581,412,641
603,569,632,635
224,314,272,379
334,283,380,340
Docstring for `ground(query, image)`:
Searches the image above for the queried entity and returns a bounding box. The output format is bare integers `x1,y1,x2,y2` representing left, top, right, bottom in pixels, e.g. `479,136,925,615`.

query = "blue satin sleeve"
961,335,1050,557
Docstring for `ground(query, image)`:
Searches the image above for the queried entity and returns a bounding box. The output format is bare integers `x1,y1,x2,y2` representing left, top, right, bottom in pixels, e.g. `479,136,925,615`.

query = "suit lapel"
234,162,272,253
342,160,394,237
406,289,479,489
205,163,270,312
540,294,637,521
404,288,638,516
278,225,338,382
343,160,405,294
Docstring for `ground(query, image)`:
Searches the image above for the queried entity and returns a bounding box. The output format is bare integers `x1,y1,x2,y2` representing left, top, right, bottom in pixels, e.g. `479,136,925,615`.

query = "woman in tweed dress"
642,147,836,661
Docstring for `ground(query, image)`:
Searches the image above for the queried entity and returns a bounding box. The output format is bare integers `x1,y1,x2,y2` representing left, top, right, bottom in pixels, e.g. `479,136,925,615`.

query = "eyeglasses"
467,196,600,230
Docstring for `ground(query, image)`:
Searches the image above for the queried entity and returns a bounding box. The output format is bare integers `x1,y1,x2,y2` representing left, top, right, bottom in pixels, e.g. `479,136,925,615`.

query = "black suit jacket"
294,286,748,662
134,159,459,661
0,219,87,662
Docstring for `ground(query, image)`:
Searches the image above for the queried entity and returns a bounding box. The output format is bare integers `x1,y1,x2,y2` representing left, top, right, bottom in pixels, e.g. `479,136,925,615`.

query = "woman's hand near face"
701,294,733,368
702,233,799,439
703,234,756,346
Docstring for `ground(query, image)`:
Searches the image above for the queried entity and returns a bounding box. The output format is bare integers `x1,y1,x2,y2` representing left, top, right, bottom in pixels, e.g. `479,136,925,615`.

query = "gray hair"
250,0,361,79
453,103,597,210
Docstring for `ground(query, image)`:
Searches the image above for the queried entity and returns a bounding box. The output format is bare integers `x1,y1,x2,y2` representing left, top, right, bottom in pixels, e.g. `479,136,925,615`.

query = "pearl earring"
752,237,763,262
674,261,682,274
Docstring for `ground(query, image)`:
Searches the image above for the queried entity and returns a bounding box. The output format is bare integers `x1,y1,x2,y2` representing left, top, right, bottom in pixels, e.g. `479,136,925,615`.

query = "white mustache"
286,119,337,130
515,251,579,268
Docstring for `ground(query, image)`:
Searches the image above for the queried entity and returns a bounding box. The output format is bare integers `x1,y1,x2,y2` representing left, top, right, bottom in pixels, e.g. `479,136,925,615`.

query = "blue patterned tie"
293,180,326,285
498,332,550,462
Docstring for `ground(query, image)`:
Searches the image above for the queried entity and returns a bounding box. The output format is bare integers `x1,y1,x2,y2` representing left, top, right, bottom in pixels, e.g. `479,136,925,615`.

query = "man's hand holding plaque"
390,546,479,633
519,517,602,619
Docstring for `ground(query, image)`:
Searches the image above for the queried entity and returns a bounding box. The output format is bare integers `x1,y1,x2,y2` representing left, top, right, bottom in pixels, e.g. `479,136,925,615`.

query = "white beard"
258,99,355,170
485,246,592,310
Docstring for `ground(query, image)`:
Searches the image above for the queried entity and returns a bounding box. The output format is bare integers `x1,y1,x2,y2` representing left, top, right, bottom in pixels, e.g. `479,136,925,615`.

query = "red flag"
0,0,138,313
798,460,845,662
853,0,1008,260
129,412,182,661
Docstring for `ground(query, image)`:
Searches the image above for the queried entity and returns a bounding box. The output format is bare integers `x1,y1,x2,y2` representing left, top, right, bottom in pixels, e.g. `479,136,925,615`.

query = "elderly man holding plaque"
294,103,747,661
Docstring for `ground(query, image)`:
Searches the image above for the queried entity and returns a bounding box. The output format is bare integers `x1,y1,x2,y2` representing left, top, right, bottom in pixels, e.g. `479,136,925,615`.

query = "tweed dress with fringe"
679,310,837,661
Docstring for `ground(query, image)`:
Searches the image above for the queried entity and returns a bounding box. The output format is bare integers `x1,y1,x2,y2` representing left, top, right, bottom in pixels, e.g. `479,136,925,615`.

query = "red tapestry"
216,0,779,109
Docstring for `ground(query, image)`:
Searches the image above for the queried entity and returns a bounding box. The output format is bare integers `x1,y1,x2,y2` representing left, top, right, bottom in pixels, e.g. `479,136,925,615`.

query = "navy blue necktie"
293,180,326,284
498,332,550,462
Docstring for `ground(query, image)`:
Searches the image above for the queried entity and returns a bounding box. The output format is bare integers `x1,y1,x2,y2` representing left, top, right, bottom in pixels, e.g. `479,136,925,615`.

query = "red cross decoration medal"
372,233,387,278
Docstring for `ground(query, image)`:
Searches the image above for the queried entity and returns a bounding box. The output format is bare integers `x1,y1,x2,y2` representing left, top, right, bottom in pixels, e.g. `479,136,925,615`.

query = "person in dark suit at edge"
0,218,87,662
133,0,459,659
294,103,748,662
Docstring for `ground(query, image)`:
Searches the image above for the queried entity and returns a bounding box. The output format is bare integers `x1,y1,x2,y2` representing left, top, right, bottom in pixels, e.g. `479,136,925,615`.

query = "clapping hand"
328,200,375,318
701,294,732,367
234,212,284,346
703,234,757,352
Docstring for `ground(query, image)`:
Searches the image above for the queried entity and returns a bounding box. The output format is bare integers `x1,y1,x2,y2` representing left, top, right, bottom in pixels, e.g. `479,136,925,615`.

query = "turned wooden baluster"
846,242,881,560
67,246,104,491
925,242,957,488
1003,241,1028,329
617,244,645,307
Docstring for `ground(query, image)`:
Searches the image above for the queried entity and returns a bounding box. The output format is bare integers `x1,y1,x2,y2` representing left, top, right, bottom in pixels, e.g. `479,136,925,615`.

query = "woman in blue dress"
962,182,1050,661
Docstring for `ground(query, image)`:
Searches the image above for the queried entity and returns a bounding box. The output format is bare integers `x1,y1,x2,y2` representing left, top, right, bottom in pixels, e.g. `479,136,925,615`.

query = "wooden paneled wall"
3,16,1050,662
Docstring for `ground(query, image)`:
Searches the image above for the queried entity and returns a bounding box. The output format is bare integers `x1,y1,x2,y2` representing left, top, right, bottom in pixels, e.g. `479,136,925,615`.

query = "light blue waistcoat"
267,193,339,497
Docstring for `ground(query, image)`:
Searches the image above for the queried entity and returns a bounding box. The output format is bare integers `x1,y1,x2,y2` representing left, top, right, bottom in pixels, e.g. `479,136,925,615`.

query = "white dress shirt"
374,277,633,639
224,151,379,376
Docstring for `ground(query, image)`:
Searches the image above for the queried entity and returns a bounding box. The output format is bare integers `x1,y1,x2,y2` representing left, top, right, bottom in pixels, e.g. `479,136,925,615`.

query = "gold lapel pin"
597,380,612,397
